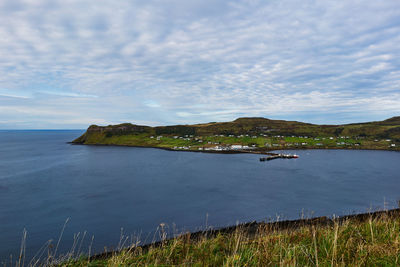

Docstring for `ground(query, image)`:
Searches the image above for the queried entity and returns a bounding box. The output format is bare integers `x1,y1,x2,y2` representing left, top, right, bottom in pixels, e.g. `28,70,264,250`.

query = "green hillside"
72,117,400,151
64,210,400,266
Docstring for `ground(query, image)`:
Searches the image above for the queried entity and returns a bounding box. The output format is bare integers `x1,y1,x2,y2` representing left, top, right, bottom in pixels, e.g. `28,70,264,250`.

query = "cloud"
0,0,399,128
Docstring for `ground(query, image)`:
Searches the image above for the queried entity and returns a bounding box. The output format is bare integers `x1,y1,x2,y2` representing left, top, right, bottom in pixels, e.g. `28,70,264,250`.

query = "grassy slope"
72,117,400,151
64,211,400,266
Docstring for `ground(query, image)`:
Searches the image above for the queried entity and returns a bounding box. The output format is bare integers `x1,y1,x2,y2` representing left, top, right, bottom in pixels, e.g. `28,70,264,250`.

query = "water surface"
0,130,399,260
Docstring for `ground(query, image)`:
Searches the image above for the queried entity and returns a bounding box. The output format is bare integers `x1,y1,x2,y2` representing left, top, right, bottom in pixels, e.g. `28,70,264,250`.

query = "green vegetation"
72,117,400,152
62,211,400,266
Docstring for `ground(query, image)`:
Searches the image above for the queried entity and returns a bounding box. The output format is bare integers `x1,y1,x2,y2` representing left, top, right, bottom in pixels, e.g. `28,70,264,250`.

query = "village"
147,133,397,152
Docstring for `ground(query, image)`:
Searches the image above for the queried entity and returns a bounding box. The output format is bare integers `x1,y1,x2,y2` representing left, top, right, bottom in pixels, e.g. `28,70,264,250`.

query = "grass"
76,132,399,152
59,211,400,266
73,116,400,151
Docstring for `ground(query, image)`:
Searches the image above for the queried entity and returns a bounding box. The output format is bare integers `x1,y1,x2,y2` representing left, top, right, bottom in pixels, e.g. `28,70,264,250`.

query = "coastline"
68,142,399,154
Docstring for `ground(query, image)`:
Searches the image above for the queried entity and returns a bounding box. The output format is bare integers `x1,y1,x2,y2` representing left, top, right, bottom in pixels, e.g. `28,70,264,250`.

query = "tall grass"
65,211,399,266
4,210,400,266
2,219,94,267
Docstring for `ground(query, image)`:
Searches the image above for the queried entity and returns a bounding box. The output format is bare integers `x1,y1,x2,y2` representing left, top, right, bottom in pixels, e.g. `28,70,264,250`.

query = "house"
231,145,243,149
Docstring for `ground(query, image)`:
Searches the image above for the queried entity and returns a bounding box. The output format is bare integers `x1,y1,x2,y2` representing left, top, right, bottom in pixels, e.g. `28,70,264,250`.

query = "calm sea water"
1,130,399,260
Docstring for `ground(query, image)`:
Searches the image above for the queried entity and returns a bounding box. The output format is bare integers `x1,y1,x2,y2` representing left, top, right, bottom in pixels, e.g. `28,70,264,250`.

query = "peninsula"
72,117,400,152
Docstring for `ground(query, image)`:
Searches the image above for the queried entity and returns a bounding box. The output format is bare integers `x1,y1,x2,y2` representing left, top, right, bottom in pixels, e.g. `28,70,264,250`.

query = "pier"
260,153,299,161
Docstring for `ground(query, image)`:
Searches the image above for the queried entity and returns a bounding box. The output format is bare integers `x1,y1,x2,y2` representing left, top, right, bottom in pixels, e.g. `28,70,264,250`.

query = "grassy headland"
72,117,400,152
62,209,400,266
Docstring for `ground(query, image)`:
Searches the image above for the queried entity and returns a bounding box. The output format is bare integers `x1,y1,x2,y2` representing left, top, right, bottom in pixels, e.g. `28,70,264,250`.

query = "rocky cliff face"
72,123,152,143
86,123,151,134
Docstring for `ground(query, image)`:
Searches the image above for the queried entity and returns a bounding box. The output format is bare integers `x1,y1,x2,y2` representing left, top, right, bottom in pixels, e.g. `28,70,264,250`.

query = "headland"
72,117,400,152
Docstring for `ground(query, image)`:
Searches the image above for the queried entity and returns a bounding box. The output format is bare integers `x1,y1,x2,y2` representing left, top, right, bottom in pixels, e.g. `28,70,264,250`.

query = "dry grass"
58,212,400,267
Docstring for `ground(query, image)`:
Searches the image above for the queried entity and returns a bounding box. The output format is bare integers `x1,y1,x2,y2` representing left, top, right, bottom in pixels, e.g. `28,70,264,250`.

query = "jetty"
260,153,299,161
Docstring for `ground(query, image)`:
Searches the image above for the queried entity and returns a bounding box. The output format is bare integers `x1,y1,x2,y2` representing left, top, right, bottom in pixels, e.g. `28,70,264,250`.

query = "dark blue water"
1,130,399,261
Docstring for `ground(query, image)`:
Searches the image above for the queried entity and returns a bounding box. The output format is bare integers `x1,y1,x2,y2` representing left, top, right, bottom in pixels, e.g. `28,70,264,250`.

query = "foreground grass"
63,213,400,266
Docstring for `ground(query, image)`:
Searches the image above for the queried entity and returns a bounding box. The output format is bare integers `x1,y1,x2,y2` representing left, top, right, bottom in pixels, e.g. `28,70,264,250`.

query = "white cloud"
0,0,399,128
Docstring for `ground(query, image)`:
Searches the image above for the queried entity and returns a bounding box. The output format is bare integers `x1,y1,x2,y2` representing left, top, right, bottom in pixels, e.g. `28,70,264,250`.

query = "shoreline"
68,142,399,154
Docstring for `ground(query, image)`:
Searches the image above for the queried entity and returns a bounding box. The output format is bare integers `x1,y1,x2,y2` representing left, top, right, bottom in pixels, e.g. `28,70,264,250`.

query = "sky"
0,0,399,129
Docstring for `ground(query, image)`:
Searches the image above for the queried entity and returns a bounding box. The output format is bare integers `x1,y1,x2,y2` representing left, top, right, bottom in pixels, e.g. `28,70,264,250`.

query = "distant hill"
72,117,400,151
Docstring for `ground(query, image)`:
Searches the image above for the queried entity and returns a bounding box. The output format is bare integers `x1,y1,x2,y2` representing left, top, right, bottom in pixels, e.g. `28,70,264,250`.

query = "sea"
0,130,399,261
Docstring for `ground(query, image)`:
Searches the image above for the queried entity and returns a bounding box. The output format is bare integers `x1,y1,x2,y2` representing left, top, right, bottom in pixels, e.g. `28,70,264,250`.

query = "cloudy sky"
1,0,399,129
